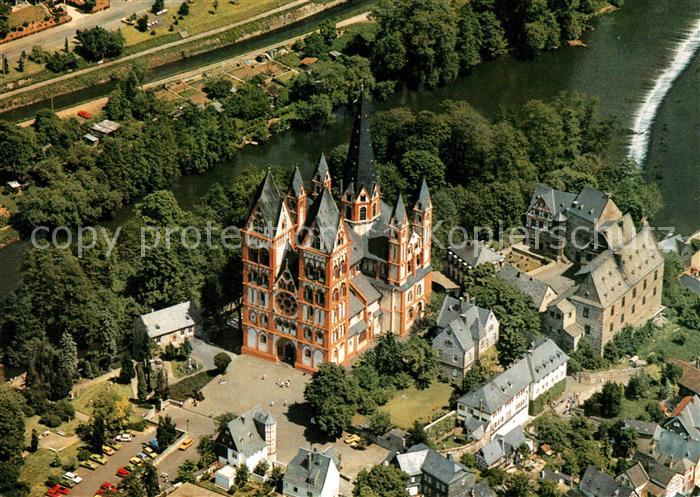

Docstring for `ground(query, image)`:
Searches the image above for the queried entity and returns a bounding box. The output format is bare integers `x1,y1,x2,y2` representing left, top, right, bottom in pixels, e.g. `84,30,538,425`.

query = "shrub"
214,353,231,374
77,447,92,461
55,399,75,421
253,459,269,476
40,413,63,428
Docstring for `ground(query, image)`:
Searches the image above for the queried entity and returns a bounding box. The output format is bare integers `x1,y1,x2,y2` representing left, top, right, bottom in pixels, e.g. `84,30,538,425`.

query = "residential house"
579,466,639,497
497,265,559,312
636,428,700,495
391,444,495,497
663,395,700,440
616,462,650,497
135,301,202,347
433,296,499,379
215,406,277,471
89,119,121,137
456,339,567,442
446,241,504,288
283,447,340,497
542,227,664,353
667,359,700,398
475,425,531,470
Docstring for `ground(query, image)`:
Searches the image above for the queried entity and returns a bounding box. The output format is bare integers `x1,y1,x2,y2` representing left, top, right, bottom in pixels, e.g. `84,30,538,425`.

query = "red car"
77,110,92,119
46,489,59,497
100,483,118,493
116,467,129,477
51,485,70,495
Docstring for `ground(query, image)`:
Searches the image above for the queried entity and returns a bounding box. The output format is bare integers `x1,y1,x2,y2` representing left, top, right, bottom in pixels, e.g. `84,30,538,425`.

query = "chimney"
307,450,314,468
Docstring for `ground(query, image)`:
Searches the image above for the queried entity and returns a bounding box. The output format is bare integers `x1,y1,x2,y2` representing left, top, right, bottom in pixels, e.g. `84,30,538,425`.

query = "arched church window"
360,207,367,220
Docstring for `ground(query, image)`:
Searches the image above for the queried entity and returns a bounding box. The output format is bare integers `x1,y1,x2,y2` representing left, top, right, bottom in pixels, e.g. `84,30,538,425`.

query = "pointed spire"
289,166,305,197
305,188,341,253
315,152,329,179
392,194,407,225
416,178,431,210
343,91,376,194
255,169,283,223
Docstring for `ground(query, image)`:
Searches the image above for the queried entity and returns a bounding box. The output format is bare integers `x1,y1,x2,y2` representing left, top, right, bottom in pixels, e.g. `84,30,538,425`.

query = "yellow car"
143,446,157,459
89,454,108,465
80,460,98,470
102,445,115,456
178,437,193,451
344,434,361,445
129,456,143,467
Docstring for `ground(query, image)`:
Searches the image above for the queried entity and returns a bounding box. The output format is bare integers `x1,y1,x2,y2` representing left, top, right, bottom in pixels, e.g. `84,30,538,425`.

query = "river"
0,0,698,300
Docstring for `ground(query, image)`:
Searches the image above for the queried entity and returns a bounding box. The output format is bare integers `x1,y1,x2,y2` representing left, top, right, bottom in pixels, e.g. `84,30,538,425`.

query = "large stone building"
240,96,432,371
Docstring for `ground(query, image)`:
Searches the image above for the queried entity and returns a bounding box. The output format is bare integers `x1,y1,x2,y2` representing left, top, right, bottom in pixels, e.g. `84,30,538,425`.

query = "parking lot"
70,426,156,497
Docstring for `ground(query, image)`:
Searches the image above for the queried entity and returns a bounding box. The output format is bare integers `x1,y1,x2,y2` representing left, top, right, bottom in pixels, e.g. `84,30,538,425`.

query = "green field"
21,444,81,497
378,381,454,429
637,321,700,362
72,380,133,415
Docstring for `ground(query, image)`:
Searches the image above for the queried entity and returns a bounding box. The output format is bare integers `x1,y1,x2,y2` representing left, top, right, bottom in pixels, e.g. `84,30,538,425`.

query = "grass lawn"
8,4,46,28
24,415,83,444
121,0,299,47
170,369,217,401
22,443,81,497
72,380,132,416
379,380,454,429
637,321,700,362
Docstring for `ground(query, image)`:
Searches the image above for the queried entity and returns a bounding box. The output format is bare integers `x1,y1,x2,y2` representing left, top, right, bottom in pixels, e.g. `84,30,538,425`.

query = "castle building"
240,96,432,371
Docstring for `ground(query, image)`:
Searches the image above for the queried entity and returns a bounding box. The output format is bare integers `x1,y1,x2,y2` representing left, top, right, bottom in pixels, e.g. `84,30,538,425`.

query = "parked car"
62,473,82,485
89,454,108,465
137,452,149,461
79,460,98,470
178,437,193,450
124,463,137,472
77,110,92,119
344,434,361,445
58,479,75,488
116,467,130,478
51,484,70,495
106,440,122,451
143,446,157,458
46,489,60,497
102,445,115,456
100,482,118,493
115,433,132,442
129,456,143,467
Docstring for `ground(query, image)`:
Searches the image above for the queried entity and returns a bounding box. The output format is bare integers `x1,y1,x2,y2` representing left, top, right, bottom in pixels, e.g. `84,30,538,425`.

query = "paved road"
2,0,181,61
0,0,310,101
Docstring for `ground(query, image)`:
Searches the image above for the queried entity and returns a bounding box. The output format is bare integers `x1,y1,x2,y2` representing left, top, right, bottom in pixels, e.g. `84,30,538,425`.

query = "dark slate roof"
351,273,382,304
290,166,305,197
315,152,329,180
621,462,649,490
391,194,407,225
349,320,367,337
343,92,377,195
569,186,613,223
284,447,338,494
623,419,660,438
304,188,340,253
497,264,555,309
415,178,431,211
255,170,284,224
348,293,364,318
218,406,274,458
449,240,503,268
579,467,635,497
435,296,494,353
470,481,497,497
527,184,576,216
396,445,475,487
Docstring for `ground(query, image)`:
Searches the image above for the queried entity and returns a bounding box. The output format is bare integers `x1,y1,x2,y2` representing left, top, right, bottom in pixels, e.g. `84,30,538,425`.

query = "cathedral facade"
240,97,433,371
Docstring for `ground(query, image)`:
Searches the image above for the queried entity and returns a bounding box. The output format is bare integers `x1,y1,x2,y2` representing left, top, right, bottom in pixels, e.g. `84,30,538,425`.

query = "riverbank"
0,0,346,112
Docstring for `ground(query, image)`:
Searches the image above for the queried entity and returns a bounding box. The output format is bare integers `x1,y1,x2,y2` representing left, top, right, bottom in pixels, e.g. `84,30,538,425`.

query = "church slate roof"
254,170,284,225
290,166,305,196
315,152,329,181
391,194,407,225
415,178,431,211
343,93,377,195
351,273,382,304
304,188,340,253
579,467,636,497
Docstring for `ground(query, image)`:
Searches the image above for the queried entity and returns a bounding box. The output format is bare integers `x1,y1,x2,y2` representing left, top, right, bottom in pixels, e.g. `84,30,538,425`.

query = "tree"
0,387,27,497
18,55,24,73
408,420,428,446
216,412,238,432
368,411,393,436
505,473,533,497
120,472,147,497
176,459,197,483
136,363,148,402
539,479,563,497
456,4,482,71
141,462,160,497
137,15,149,33
401,335,439,389
0,120,38,180
213,352,231,374
253,459,269,476
625,372,650,400
399,150,446,189
177,2,189,16
156,415,178,449
154,367,169,400
462,360,488,393
583,381,622,418
2,54,8,76
353,464,408,497
235,463,249,488
90,415,106,452
203,77,232,100
30,429,39,452
118,355,135,384
75,27,125,61
59,332,79,383
304,363,359,438
662,363,682,385
496,326,527,369
151,0,164,13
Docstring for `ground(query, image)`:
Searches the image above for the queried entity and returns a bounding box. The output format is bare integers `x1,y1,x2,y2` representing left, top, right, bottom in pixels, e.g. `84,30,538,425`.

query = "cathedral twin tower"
241,96,433,371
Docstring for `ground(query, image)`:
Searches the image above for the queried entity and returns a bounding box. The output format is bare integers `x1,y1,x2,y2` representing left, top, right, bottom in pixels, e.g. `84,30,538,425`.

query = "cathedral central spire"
343,91,377,195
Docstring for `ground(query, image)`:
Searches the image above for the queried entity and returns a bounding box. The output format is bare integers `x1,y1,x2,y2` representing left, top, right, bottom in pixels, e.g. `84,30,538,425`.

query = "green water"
1,0,698,300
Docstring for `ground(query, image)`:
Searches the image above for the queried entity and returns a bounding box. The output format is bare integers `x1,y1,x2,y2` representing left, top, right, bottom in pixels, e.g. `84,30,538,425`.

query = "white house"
215,406,277,471
433,296,499,379
283,447,340,497
135,301,202,348
457,339,567,442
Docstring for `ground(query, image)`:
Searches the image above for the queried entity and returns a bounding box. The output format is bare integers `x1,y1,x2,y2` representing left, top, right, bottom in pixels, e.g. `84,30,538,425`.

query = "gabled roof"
525,339,568,383
527,184,576,216
497,264,555,309
664,395,700,441
620,462,649,490
435,296,495,354
351,273,382,304
284,447,338,493
569,186,616,224
139,301,201,338
579,466,635,497
217,406,274,459
449,240,503,268
304,188,341,253
343,92,377,195
667,358,700,396
395,444,475,487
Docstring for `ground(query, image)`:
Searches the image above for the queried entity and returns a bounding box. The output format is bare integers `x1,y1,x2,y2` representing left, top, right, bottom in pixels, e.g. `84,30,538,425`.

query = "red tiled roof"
670,396,695,417
668,357,700,395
